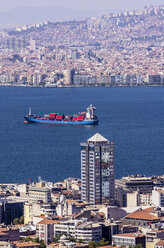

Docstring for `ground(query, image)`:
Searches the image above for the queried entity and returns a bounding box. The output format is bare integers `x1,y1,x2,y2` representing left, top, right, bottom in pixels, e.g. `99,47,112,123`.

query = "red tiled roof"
113,233,145,238
125,207,160,221
155,240,164,246
97,246,120,248
37,218,60,225
12,241,40,247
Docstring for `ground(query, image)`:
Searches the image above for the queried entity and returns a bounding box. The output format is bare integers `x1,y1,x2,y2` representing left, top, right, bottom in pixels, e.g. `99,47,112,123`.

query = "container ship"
24,104,98,125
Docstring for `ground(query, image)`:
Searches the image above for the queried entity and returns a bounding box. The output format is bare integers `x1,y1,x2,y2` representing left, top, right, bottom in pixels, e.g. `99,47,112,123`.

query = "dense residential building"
0,201,24,225
0,5,163,87
152,188,164,207
81,133,115,204
112,233,146,248
36,218,58,244
0,227,19,242
155,240,164,248
12,241,40,248
115,175,154,194
146,229,164,248
56,195,85,217
123,207,161,226
28,187,51,203
75,222,102,242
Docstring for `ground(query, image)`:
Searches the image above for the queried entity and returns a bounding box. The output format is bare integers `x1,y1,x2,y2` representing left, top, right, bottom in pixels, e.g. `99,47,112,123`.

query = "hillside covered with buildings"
0,5,163,86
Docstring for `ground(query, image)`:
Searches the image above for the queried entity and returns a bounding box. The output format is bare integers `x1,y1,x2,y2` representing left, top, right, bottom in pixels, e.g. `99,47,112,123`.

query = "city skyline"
0,1,163,28
1,0,163,11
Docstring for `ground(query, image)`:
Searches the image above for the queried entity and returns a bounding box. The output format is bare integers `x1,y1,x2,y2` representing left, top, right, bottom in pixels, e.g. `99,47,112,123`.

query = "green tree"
69,236,77,242
53,234,63,242
78,239,83,243
25,237,32,242
134,244,143,248
13,218,19,225
19,216,24,224
40,240,46,248
89,241,97,248
33,237,39,243
20,237,25,241
98,238,109,246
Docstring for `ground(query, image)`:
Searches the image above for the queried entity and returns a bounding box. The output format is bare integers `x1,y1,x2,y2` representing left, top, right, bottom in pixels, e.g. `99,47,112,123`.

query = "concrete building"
30,39,36,51
123,207,161,227
54,219,85,237
17,184,29,197
81,133,115,205
147,75,162,85
112,233,146,248
37,218,58,244
152,188,164,207
155,240,164,248
127,191,140,207
115,187,127,207
146,229,164,248
28,187,51,203
140,193,152,206
1,201,24,225
0,242,14,248
115,175,154,194
24,203,33,224
12,241,40,248
0,227,19,242
75,222,102,242
56,195,84,217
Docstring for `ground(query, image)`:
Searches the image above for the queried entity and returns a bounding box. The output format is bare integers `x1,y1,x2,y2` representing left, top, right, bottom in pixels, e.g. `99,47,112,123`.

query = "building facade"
28,187,51,203
2,202,24,225
112,233,146,248
81,133,115,205
152,188,164,207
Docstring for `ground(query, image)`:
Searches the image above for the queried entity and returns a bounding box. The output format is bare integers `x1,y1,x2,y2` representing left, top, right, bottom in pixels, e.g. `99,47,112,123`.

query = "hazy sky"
1,0,163,11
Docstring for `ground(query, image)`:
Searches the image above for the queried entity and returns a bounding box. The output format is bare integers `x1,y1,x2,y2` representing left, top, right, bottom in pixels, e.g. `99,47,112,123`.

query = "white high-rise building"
30,38,36,51
152,187,164,207
81,133,115,205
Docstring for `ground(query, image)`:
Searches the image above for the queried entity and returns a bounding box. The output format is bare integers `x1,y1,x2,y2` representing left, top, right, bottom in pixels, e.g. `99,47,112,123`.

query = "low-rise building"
115,175,154,194
155,240,164,248
12,241,40,248
123,207,161,227
146,229,164,248
152,188,164,207
75,222,102,242
112,233,146,248
36,218,59,244
28,187,51,203
0,227,19,242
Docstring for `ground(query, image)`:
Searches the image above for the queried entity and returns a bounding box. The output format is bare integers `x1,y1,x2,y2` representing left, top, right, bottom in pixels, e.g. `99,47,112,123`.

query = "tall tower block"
81,133,115,205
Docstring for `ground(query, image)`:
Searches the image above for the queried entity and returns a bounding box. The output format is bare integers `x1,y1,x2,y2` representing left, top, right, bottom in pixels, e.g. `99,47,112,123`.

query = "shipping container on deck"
56,115,64,120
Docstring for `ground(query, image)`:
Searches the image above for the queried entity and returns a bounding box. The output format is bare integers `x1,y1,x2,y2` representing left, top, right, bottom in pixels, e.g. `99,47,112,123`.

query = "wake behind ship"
24,104,98,125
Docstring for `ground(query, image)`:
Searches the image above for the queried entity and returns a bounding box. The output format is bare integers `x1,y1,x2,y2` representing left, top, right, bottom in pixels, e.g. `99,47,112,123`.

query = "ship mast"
29,107,32,116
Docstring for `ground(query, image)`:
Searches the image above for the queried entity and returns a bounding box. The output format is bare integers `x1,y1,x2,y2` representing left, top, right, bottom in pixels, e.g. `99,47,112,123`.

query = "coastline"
0,83,163,88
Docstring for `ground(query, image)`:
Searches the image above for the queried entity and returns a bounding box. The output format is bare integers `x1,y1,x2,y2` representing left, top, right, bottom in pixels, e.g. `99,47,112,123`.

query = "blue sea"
0,86,164,183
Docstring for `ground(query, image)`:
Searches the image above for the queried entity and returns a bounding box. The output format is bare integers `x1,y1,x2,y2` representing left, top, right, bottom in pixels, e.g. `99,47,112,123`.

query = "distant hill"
0,6,117,28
